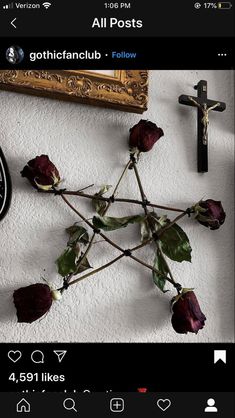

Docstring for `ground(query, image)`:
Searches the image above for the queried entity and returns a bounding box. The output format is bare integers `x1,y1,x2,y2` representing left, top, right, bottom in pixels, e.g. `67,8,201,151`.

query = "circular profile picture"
6,45,24,64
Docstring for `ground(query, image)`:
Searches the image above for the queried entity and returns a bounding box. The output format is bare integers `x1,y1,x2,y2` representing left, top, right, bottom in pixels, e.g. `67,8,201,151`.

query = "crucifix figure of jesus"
179,80,226,173
187,97,220,146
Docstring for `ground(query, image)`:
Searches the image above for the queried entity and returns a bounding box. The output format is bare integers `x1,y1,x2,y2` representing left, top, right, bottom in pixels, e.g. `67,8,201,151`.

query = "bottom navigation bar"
1,392,234,417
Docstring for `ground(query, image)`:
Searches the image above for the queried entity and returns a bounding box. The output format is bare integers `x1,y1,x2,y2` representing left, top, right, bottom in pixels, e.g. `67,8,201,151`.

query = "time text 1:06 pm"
104,2,131,8
9,373,65,383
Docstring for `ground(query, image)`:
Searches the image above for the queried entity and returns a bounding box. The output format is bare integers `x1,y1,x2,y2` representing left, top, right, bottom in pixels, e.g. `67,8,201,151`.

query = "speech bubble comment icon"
31,350,44,364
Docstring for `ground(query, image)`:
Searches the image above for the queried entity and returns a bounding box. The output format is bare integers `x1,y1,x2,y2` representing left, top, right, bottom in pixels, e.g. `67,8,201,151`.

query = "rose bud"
129,119,164,152
51,289,62,301
21,155,60,191
194,199,226,230
171,290,206,334
13,284,53,323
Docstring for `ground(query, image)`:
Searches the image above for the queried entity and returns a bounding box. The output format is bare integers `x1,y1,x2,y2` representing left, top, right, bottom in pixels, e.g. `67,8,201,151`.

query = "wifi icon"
42,2,51,9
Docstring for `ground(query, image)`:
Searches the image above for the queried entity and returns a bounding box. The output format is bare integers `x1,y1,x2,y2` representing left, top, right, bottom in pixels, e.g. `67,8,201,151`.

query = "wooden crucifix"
179,80,226,173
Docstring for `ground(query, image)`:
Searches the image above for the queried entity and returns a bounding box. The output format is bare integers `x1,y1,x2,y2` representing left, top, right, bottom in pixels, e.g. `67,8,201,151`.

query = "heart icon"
157,399,171,411
8,350,22,363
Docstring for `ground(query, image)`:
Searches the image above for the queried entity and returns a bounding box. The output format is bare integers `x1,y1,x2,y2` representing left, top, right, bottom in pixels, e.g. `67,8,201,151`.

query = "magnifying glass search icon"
63,398,78,412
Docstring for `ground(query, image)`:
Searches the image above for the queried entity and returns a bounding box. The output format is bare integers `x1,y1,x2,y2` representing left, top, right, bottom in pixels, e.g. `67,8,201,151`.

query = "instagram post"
0,69,234,343
0,0,234,416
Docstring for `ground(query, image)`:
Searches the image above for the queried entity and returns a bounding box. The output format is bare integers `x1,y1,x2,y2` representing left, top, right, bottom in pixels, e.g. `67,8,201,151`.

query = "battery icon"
217,2,233,8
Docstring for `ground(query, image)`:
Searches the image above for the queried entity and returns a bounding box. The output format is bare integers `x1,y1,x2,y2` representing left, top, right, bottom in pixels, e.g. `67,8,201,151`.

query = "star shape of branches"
14,120,226,333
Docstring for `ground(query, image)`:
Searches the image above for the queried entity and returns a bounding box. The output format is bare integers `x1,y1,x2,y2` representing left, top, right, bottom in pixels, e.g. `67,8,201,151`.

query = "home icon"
16,398,31,413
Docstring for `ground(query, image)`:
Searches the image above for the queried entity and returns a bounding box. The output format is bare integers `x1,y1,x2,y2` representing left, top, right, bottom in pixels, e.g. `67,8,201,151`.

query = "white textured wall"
0,70,234,342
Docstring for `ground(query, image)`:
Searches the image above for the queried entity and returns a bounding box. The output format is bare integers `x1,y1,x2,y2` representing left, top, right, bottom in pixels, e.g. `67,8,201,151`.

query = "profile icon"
204,398,218,413
6,45,24,64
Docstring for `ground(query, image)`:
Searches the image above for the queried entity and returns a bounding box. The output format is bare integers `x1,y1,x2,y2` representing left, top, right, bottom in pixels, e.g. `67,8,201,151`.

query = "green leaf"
152,249,169,292
93,200,106,216
74,255,92,275
148,213,168,231
92,185,112,216
156,215,168,227
99,185,112,194
56,247,92,277
140,219,152,242
93,214,145,232
56,247,78,277
159,222,192,263
66,224,89,246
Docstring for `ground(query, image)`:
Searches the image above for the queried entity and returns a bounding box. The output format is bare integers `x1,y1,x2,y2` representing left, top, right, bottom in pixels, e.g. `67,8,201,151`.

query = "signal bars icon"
3,2,14,8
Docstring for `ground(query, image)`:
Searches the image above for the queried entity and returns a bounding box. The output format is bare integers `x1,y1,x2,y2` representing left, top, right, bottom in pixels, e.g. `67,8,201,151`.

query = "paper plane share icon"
53,350,67,363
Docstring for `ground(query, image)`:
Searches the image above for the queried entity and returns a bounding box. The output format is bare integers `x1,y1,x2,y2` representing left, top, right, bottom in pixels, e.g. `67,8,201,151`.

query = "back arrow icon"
11,18,17,29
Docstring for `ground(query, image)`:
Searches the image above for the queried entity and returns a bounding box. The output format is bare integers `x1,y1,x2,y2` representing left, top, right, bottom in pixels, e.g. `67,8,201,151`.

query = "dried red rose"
21,155,60,191
195,199,226,230
13,284,53,323
129,120,164,152
171,290,206,334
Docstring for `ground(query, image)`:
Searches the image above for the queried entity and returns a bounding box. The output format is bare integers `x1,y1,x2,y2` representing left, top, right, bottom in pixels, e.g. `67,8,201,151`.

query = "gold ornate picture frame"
0,70,148,114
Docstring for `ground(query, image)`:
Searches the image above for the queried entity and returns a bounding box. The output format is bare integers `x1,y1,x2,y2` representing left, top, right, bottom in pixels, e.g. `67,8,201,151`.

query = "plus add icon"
110,398,125,413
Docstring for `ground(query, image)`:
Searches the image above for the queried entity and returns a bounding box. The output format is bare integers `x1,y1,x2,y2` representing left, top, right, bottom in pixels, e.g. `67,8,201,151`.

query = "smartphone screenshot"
0,0,234,416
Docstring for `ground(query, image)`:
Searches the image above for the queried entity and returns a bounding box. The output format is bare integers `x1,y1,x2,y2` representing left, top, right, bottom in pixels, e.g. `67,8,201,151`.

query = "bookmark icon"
214,350,226,364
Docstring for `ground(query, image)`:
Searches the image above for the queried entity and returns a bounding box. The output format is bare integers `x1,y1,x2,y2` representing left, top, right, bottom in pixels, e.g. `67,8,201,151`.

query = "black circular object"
0,147,12,222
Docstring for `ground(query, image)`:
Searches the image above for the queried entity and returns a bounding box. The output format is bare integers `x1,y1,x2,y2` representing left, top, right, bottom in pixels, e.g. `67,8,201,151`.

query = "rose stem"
64,159,132,283
76,184,94,192
41,189,185,213
105,159,132,212
60,194,170,282
132,160,178,288
59,254,125,289
61,247,177,289
157,211,188,238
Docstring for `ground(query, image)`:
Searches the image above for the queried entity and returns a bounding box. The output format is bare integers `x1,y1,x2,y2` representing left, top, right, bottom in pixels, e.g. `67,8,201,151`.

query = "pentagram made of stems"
43,155,190,293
